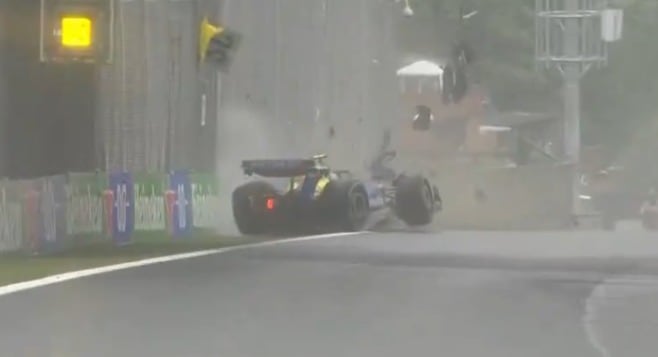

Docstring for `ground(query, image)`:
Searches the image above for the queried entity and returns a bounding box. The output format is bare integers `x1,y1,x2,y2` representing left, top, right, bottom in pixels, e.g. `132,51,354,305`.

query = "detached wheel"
395,175,435,226
232,181,277,235
321,180,370,232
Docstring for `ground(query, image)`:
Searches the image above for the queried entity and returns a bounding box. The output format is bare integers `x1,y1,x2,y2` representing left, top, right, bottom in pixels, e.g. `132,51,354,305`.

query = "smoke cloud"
214,106,292,235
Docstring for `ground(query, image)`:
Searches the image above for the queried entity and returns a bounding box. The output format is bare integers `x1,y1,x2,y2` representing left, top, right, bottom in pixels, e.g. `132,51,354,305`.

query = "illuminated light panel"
60,16,92,48
266,197,276,210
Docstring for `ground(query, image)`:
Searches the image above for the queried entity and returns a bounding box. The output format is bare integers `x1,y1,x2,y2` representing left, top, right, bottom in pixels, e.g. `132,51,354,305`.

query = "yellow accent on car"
288,175,330,198
289,176,303,191
314,176,331,198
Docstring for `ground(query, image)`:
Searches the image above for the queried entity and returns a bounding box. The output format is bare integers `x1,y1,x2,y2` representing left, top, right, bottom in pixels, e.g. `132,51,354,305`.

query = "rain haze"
0,0,658,356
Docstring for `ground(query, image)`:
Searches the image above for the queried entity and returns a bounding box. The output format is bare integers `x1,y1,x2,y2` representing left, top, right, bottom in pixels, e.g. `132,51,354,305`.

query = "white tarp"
601,8,623,42
396,60,443,77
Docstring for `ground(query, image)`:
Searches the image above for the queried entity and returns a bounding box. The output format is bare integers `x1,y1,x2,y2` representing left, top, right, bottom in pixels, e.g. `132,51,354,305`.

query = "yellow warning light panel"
60,16,93,48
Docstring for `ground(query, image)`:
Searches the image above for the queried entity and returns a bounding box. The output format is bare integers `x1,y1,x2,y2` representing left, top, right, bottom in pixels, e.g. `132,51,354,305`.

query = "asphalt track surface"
2,232,658,356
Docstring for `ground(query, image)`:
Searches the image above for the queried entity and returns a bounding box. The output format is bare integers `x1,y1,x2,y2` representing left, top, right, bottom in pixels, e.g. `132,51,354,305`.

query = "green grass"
0,231,262,286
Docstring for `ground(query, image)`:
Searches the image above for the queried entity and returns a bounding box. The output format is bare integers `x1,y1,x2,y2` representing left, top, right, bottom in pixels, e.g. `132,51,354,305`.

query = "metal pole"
564,0,582,216
119,0,127,171
215,0,230,162
214,4,224,125
274,0,284,149
536,0,610,224
564,78,581,214
39,0,45,62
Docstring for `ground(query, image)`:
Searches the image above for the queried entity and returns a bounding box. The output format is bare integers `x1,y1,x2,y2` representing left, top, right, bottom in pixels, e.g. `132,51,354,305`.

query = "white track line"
583,274,658,357
584,282,612,357
0,232,366,298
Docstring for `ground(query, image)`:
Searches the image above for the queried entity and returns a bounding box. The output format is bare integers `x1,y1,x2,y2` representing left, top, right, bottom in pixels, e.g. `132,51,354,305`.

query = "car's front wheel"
394,175,435,226
320,180,370,232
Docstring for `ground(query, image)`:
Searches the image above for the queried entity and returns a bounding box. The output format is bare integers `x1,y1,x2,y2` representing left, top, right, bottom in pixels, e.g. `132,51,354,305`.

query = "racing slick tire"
232,181,277,235
320,179,370,232
394,175,435,226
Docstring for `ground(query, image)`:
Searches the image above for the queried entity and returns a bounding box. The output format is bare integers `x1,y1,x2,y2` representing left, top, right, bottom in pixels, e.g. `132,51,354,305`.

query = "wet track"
2,232,658,356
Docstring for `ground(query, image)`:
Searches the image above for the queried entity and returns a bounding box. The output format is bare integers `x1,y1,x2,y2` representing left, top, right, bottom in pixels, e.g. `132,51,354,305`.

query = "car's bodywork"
241,156,335,199
231,153,442,236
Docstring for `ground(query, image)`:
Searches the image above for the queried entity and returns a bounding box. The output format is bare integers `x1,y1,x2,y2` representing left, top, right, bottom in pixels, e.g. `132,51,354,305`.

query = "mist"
210,0,399,234
214,105,294,234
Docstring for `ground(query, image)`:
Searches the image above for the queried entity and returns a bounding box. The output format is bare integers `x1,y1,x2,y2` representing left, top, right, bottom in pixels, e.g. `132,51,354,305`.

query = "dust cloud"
213,106,292,235
207,0,402,234
212,104,386,235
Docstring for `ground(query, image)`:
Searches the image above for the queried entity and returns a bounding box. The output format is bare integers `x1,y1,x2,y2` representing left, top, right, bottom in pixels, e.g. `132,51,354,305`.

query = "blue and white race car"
231,153,442,235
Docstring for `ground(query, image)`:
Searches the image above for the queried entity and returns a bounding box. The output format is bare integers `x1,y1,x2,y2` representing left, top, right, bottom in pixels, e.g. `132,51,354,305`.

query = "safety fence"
0,171,220,255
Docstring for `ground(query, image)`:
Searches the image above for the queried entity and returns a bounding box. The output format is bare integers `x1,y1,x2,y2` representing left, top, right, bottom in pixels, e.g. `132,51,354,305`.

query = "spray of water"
214,106,291,235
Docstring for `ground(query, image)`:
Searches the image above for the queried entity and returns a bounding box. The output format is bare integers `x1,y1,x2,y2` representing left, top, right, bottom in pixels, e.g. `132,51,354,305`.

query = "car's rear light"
265,197,276,210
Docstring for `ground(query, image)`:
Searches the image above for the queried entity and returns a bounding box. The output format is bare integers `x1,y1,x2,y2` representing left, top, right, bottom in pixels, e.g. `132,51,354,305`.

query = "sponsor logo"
175,183,189,230
135,184,164,230
0,188,22,252
191,183,219,229
68,186,103,234
114,183,130,233
41,181,58,242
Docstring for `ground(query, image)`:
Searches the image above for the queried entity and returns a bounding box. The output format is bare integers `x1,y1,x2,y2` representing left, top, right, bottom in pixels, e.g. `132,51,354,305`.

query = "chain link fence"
98,0,216,173
205,0,401,232
216,0,400,173
99,0,400,175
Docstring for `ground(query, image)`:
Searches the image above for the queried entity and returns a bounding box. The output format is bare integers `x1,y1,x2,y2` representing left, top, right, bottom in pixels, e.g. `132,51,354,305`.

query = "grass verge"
0,231,263,286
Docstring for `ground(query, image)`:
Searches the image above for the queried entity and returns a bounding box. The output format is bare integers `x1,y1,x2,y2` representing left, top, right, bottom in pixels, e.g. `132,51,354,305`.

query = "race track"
2,231,658,357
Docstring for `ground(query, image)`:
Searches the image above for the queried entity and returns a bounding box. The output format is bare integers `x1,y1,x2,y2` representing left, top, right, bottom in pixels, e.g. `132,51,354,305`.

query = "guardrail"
0,170,220,255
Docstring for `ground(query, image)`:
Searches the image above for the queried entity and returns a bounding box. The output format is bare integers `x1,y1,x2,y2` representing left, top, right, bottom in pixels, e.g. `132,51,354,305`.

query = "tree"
399,0,560,111
581,0,658,154
403,0,658,157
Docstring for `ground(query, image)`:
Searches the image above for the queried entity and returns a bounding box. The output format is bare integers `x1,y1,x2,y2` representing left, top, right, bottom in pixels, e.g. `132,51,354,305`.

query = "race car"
231,153,442,235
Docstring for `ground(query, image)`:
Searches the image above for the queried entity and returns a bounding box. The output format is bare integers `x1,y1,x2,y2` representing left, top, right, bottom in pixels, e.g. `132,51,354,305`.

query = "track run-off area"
2,230,658,356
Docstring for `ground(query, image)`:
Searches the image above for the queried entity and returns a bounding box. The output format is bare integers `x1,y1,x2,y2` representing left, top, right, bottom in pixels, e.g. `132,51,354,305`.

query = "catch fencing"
97,0,219,173
97,0,401,175
0,171,221,255
215,0,400,173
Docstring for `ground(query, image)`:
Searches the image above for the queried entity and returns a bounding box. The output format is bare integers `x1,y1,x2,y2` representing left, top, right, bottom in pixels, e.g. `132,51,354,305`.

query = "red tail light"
265,197,276,210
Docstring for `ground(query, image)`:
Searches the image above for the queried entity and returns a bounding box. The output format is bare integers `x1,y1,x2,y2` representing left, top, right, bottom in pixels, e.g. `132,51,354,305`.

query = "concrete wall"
435,164,573,230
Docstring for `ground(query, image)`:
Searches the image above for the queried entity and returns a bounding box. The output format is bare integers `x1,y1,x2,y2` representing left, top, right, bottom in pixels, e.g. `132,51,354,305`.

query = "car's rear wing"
241,159,317,177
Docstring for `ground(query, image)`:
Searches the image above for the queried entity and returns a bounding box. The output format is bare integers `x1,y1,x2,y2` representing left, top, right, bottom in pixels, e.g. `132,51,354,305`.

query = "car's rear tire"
232,181,277,235
321,180,370,232
395,175,435,226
